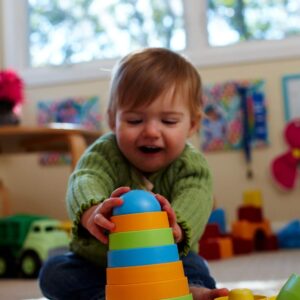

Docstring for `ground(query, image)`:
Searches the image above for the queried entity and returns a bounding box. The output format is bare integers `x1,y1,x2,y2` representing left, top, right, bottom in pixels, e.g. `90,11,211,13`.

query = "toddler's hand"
155,194,183,243
81,186,130,244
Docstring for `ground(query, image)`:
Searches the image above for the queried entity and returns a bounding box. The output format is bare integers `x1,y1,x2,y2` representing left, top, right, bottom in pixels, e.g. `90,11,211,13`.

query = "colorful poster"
37,96,101,165
201,80,268,152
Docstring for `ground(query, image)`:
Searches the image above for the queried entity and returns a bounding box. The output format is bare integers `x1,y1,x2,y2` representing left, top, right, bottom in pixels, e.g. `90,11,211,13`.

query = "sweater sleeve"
169,145,213,256
66,133,124,237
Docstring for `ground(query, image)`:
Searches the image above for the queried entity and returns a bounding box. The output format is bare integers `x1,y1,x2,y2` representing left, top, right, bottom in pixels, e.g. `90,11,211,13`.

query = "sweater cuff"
72,199,101,240
176,219,192,256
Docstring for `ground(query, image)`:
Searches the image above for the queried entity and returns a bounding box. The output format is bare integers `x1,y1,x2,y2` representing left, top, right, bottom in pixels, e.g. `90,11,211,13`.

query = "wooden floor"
0,249,299,299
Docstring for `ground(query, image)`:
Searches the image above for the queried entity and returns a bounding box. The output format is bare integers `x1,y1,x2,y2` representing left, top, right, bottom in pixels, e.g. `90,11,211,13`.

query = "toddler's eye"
127,119,142,124
162,119,178,125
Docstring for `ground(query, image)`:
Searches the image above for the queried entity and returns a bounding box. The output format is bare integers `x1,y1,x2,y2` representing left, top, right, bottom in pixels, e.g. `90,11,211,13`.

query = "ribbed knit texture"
66,132,213,267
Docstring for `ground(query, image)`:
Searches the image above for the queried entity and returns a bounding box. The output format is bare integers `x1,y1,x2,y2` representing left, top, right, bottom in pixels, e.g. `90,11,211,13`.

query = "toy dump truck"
0,214,70,278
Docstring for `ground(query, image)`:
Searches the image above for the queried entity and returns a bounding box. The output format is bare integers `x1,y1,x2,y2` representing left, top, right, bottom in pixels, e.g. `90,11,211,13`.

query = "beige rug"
209,249,300,296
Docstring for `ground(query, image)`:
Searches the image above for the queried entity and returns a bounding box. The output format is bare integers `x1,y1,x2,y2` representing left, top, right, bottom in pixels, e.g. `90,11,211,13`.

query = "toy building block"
232,237,254,254
199,223,233,260
208,208,227,234
277,220,300,249
232,220,272,240
277,273,300,300
106,190,192,300
243,190,263,208
238,206,263,222
231,190,278,254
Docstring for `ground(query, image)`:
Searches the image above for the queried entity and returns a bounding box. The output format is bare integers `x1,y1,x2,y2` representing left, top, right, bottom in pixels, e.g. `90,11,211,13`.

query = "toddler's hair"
107,47,202,128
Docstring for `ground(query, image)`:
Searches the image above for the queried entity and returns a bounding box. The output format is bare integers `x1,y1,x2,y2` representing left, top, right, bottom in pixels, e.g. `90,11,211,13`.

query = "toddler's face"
111,89,198,173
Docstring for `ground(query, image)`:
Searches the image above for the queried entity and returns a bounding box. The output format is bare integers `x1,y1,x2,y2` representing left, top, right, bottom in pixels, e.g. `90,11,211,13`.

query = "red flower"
0,69,24,107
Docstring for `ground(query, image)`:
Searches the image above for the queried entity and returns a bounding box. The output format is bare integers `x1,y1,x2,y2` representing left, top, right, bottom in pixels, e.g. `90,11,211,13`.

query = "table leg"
0,179,11,216
67,134,88,170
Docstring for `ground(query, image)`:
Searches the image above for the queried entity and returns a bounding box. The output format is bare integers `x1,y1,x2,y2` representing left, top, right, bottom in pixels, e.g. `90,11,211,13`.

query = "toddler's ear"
188,114,201,137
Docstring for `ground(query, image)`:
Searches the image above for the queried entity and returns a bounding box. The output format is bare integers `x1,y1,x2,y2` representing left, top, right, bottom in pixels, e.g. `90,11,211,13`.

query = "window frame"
2,0,300,87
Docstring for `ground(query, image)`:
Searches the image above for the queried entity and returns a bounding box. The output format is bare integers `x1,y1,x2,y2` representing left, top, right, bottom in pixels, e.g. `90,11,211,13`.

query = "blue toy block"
208,208,226,234
277,220,300,248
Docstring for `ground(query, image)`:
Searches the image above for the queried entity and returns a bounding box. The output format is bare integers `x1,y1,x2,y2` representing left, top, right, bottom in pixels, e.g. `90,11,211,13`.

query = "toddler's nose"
142,121,160,138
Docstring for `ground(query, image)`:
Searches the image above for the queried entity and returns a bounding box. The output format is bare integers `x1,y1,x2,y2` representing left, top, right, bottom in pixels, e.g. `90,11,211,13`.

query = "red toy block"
232,237,254,254
199,239,221,260
199,237,233,260
201,223,221,240
264,234,278,251
238,206,263,222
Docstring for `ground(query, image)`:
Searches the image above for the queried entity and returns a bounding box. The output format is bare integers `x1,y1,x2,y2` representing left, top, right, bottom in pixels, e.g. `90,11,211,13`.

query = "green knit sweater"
66,132,213,267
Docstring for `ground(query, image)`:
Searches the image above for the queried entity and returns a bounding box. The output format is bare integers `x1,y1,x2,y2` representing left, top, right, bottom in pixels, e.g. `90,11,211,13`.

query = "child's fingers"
100,197,123,214
111,186,130,198
164,205,177,227
89,224,109,244
155,193,169,207
94,213,115,231
155,194,177,227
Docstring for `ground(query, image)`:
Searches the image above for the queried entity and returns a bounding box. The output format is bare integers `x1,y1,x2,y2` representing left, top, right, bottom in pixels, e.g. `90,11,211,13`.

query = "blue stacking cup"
108,244,179,267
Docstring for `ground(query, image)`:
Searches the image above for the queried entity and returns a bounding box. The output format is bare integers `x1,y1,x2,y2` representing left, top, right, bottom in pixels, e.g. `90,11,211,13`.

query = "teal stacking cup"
277,273,300,300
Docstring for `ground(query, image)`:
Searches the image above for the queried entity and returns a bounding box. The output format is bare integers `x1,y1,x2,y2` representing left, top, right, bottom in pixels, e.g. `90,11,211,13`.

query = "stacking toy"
106,190,192,300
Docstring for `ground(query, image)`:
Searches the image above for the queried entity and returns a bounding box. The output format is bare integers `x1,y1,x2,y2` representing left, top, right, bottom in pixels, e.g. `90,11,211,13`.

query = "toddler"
39,48,228,300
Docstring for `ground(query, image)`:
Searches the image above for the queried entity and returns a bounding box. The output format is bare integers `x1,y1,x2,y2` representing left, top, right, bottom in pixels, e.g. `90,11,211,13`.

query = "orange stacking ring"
107,261,184,285
111,211,169,233
106,277,190,300
109,228,174,250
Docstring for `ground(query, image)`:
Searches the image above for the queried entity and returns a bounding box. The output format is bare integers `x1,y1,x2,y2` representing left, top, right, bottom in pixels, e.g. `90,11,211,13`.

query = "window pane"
207,0,300,46
27,0,185,67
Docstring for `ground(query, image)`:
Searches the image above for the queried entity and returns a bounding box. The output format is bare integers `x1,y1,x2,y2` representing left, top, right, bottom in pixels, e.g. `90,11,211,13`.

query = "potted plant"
0,69,24,126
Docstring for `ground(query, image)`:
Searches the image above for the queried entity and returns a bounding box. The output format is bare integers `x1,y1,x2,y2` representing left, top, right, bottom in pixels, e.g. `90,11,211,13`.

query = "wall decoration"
282,74,300,122
37,96,101,166
271,118,300,191
201,80,268,178
201,79,268,152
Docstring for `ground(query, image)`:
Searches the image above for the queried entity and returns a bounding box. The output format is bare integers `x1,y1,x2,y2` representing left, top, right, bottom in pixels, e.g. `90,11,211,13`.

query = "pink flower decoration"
0,69,24,107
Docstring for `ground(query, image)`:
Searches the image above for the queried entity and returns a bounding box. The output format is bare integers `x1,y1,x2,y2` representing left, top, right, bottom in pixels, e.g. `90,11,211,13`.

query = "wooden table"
0,124,102,169
0,124,102,215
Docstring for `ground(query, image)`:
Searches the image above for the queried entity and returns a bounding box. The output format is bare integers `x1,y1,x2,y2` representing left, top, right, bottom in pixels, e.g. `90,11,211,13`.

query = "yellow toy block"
243,190,263,208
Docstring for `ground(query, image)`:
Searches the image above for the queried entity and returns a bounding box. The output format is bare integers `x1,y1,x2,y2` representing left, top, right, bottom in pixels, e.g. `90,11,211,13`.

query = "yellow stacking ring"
107,261,184,285
111,211,169,233
109,228,174,250
105,277,190,300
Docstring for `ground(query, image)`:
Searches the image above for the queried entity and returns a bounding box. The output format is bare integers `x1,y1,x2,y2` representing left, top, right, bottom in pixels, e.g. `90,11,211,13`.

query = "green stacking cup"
109,228,174,250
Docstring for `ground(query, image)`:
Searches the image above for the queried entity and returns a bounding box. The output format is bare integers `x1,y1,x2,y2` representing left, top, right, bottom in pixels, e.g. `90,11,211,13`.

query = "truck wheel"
19,251,42,278
0,249,16,278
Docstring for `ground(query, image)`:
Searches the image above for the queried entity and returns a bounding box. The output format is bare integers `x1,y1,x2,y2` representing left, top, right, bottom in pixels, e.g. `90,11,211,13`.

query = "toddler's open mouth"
139,146,162,153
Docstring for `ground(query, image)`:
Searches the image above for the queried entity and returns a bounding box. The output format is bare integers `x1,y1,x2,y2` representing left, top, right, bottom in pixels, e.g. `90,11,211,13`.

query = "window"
28,0,185,67
2,0,300,86
207,0,300,46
